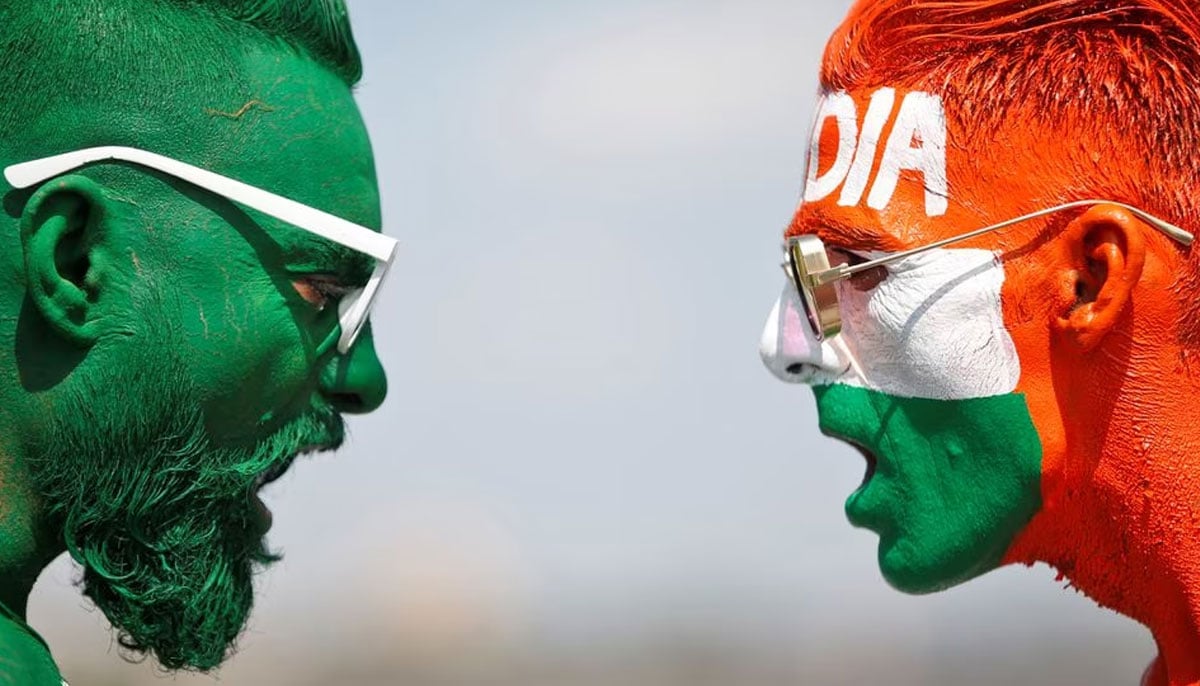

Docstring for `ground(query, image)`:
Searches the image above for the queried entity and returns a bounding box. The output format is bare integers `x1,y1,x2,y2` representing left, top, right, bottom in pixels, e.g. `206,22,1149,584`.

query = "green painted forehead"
211,47,382,284
215,44,381,230
116,46,383,288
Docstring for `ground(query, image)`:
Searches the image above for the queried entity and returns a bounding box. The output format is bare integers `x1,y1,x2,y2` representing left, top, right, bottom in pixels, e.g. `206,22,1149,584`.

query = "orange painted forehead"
787,86,1032,254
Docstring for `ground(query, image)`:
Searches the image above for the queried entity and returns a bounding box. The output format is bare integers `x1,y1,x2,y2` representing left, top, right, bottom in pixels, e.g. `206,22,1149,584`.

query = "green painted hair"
0,0,361,84
168,0,363,84
0,0,363,166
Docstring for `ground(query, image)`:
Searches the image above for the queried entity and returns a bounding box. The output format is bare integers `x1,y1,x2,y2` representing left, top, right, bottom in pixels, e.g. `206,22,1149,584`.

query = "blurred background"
30,0,1156,684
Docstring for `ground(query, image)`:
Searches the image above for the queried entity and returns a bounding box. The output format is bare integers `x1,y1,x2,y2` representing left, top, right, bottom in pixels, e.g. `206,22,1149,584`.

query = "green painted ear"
19,175,118,346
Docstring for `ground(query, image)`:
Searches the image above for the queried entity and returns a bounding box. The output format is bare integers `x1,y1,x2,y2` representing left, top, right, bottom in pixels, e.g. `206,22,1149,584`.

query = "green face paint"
0,0,388,677
814,385,1042,593
36,57,381,669
0,604,62,685
114,44,388,443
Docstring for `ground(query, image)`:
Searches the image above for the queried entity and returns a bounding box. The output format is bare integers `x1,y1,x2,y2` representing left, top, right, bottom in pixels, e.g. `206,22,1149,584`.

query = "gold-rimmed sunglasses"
784,200,1195,341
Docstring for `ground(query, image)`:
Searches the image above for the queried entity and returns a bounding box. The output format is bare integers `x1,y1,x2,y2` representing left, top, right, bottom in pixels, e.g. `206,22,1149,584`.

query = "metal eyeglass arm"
811,199,1194,287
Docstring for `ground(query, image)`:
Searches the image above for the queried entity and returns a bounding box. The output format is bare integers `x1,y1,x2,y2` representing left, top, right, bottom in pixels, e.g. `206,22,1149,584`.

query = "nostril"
327,392,364,413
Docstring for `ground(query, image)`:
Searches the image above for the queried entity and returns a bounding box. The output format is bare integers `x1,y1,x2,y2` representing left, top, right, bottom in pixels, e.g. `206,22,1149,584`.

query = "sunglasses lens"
336,261,391,354
788,236,842,339
336,288,367,353
787,247,822,336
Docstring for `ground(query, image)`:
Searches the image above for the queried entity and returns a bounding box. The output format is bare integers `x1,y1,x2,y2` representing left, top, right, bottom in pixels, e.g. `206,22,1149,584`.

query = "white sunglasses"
4,146,397,354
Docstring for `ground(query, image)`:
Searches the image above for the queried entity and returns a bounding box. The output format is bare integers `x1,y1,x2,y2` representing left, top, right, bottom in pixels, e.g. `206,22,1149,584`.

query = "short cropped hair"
0,0,362,162
174,0,362,84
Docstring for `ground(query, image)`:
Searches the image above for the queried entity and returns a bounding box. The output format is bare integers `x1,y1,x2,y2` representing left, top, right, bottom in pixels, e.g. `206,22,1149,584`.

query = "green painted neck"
0,452,62,621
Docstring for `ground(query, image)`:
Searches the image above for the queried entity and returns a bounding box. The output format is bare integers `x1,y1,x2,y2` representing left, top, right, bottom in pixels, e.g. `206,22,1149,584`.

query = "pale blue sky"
32,1,1155,684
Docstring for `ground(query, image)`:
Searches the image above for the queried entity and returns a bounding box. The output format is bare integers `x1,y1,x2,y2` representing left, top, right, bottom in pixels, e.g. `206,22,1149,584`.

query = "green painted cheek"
118,261,316,441
814,385,1043,594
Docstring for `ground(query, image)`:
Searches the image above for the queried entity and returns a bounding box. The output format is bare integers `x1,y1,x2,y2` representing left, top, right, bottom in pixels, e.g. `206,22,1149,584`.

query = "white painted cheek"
760,285,852,385
837,250,1020,400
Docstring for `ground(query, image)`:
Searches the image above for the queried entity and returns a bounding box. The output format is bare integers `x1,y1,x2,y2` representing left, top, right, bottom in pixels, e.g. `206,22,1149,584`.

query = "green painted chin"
814,385,1043,595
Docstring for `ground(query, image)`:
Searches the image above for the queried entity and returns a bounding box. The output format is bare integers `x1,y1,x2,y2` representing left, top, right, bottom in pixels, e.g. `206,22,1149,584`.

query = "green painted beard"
25,333,342,670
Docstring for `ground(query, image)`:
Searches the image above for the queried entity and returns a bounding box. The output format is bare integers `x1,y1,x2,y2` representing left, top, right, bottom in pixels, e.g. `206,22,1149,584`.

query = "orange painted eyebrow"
787,209,908,252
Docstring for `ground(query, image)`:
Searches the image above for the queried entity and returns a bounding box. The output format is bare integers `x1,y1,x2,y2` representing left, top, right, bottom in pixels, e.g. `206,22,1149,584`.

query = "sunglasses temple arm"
816,200,1194,286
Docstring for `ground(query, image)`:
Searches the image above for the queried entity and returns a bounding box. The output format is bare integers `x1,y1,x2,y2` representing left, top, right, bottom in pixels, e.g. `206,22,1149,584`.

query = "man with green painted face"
0,1,391,683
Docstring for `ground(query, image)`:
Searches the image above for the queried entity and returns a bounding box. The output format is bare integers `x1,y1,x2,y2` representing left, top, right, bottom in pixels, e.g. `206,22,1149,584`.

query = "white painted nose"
759,284,850,384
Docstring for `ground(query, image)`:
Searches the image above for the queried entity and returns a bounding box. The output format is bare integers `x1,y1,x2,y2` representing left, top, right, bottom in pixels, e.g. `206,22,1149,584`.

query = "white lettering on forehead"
868,92,948,216
802,88,949,217
839,87,895,208
804,92,858,203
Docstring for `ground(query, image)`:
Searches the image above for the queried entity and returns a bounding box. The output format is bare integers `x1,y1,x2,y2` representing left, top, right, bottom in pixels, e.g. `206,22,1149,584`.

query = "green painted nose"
320,323,387,413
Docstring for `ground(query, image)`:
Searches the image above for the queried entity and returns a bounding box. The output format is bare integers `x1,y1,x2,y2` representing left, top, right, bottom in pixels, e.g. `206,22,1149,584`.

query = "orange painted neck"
1006,343,1200,686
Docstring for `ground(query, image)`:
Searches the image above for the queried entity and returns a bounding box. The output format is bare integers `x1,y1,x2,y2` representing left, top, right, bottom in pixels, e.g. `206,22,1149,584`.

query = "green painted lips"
814,384,1043,594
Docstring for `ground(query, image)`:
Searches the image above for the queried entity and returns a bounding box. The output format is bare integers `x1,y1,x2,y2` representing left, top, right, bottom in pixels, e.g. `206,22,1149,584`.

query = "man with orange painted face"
760,2,1200,684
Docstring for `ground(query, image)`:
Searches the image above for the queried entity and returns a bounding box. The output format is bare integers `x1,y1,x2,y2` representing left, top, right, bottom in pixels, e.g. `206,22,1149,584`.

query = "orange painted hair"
823,0,1200,338
824,0,1200,157
826,1,1200,84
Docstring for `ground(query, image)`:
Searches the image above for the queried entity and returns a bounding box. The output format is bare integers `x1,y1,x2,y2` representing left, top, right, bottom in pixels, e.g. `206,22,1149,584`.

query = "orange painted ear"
1054,204,1147,351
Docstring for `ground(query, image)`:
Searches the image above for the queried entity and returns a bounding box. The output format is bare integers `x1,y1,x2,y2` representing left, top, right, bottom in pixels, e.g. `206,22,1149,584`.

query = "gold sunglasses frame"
784,199,1195,341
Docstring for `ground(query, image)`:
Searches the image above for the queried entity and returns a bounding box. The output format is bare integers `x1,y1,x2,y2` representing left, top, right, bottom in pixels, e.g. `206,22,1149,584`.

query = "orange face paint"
767,2,1200,684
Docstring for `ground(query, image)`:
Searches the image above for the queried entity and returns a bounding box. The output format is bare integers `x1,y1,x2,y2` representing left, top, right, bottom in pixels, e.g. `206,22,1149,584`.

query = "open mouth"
253,444,332,491
250,444,334,530
254,455,296,491
850,443,878,488
823,433,878,488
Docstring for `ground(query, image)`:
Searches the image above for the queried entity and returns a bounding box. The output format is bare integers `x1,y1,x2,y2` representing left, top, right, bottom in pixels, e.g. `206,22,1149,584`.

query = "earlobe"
19,175,112,346
1053,204,1147,351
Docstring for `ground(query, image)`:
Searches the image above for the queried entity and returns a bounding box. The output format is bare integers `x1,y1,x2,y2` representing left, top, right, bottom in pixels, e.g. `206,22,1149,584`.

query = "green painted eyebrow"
291,236,376,286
